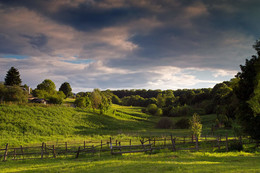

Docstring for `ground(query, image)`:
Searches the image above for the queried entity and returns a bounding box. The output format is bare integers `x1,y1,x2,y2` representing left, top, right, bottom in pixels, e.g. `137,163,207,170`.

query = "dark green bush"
74,97,87,108
229,142,243,151
147,104,158,115
156,117,173,129
48,96,63,104
174,118,190,129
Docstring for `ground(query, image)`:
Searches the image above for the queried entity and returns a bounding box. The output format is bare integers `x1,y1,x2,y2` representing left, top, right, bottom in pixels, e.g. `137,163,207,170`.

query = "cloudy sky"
0,0,259,93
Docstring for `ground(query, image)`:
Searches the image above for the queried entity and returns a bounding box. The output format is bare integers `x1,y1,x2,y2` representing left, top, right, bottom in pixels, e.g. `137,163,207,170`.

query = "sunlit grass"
1,151,259,173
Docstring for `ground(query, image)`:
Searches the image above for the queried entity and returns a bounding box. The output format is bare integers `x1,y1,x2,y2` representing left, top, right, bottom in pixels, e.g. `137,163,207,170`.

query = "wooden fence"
0,135,258,161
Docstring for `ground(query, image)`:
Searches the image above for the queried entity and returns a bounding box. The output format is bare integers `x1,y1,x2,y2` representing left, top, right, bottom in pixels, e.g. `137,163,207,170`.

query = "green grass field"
0,151,259,173
0,103,223,146
1,103,258,172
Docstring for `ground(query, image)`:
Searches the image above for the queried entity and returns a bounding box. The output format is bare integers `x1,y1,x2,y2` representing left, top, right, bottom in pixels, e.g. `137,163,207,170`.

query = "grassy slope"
0,104,154,146
0,151,259,173
0,103,229,146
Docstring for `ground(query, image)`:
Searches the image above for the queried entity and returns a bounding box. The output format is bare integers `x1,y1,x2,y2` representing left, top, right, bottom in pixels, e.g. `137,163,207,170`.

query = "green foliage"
156,117,173,129
91,89,102,109
33,79,66,104
36,79,56,94
112,95,121,104
168,104,193,117
147,104,158,115
47,96,63,104
155,108,163,116
59,82,72,98
190,113,202,138
4,67,22,86
0,85,28,103
235,40,260,140
74,97,87,108
174,118,190,129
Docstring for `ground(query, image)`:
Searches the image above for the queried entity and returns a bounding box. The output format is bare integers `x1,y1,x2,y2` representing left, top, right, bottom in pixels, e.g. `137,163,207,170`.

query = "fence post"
226,134,228,152
13,148,16,160
92,145,95,156
41,142,44,159
110,137,113,155
191,134,194,143
53,145,56,158
171,135,176,152
76,146,80,158
21,145,24,160
119,142,122,154
3,143,8,161
116,140,118,146
217,136,220,150
239,136,242,146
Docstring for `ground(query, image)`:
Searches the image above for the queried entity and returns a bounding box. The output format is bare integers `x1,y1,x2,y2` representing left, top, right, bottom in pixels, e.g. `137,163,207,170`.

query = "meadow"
0,151,259,172
0,103,259,172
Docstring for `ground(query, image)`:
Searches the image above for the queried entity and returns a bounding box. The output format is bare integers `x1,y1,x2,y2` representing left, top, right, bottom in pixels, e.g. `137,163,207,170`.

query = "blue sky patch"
63,59,94,64
2,54,29,59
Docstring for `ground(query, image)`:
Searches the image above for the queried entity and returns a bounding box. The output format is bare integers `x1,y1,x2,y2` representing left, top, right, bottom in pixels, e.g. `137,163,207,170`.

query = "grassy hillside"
0,104,231,146
0,104,154,146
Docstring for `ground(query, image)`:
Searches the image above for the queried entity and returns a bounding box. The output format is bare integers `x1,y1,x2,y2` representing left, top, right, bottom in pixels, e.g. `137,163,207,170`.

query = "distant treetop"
4,67,22,86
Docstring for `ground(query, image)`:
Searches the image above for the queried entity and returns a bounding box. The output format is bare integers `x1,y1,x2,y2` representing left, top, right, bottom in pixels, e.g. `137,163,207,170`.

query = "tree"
4,67,22,86
59,82,72,98
36,79,56,94
91,89,102,111
235,40,260,142
4,85,28,103
190,113,202,138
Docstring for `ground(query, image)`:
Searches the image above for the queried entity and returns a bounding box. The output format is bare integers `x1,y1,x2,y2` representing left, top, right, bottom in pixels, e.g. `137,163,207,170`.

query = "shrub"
147,104,158,115
155,108,163,116
48,96,63,104
74,97,86,108
169,105,192,117
112,95,121,104
156,117,173,129
229,142,243,151
174,118,190,129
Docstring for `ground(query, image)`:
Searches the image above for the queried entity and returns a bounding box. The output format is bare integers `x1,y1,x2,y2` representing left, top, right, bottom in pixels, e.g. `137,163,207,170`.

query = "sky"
0,0,259,93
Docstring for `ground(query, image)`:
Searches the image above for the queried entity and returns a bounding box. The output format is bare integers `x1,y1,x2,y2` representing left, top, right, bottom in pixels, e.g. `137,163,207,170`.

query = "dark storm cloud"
52,4,144,31
0,0,260,91
21,33,48,49
0,0,149,31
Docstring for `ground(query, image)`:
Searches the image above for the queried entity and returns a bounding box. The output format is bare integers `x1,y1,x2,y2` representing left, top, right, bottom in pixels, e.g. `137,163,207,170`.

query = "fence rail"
0,135,258,161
